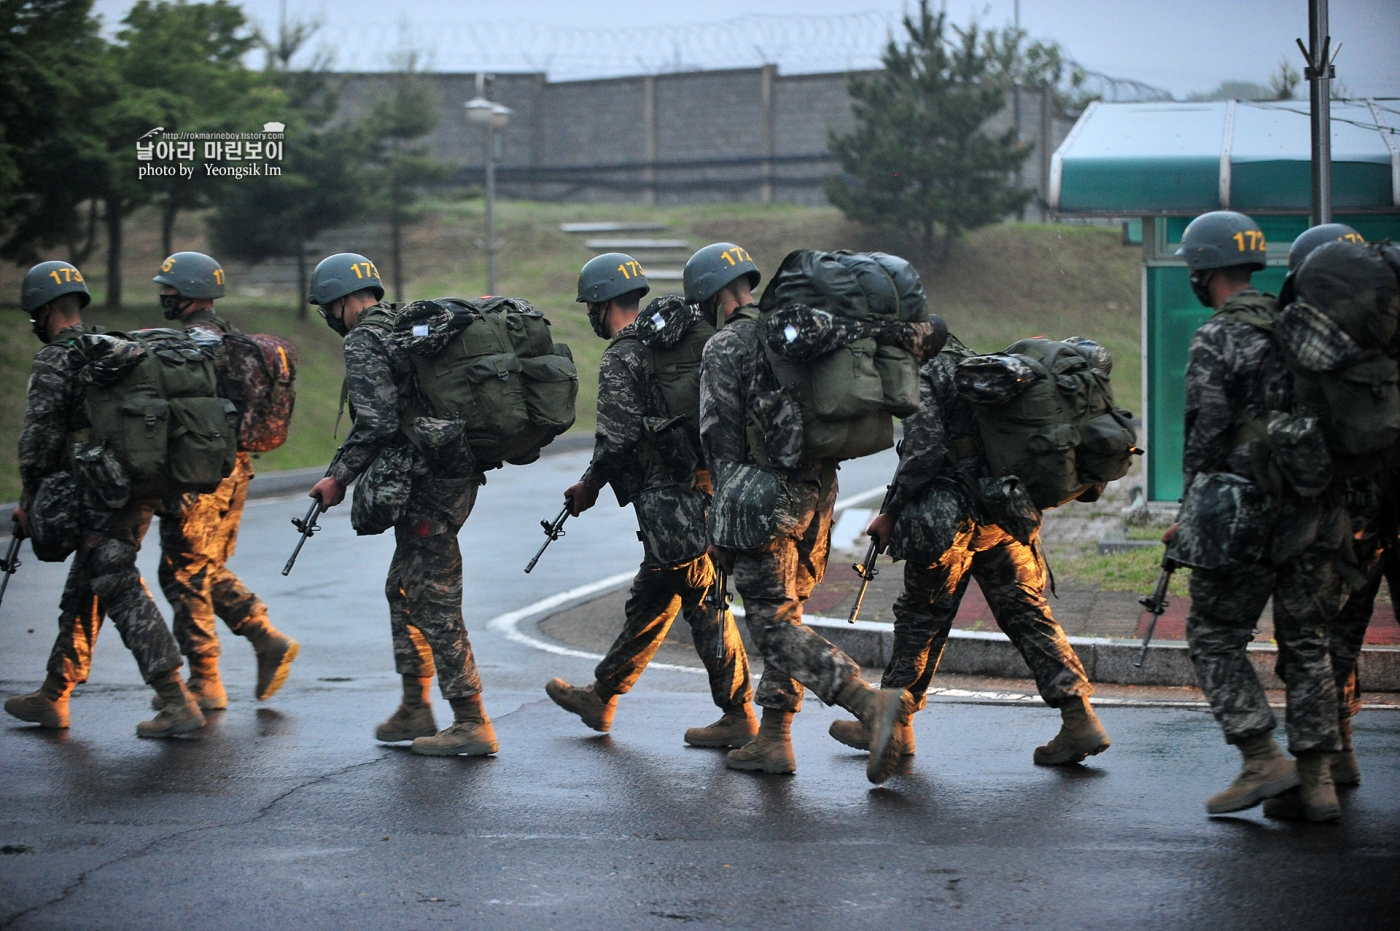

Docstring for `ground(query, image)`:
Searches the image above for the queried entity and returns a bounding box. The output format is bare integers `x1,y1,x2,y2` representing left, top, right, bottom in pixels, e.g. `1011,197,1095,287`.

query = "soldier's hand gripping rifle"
524,506,570,574
848,486,894,625
1135,555,1177,668
0,518,23,609
282,497,324,576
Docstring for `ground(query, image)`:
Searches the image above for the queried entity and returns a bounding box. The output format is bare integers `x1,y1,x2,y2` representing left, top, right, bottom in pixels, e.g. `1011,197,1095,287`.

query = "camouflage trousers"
594,554,752,710
388,474,483,701
1328,541,1400,718
882,522,1092,710
732,462,862,713
1187,551,1344,754
158,452,272,658
47,496,183,685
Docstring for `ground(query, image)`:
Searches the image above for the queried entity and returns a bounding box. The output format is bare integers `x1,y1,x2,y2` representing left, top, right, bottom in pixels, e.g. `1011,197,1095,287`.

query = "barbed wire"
294,11,1172,102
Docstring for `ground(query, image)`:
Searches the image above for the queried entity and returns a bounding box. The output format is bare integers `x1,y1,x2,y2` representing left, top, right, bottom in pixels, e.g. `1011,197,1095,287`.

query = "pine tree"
826,1,1037,267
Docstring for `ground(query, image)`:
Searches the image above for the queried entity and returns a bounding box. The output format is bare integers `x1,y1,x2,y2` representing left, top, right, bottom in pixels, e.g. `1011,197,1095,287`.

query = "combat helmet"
1289,223,1365,270
308,252,384,307
22,261,91,314
577,253,649,338
1176,211,1267,271
683,243,761,305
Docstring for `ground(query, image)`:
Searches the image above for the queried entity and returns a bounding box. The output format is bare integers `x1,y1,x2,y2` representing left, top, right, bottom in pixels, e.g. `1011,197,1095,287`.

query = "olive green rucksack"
81,329,238,501
755,249,926,463
955,337,1138,510
375,298,578,467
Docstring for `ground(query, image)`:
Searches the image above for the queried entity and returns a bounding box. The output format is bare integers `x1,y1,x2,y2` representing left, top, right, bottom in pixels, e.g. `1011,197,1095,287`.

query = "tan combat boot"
545,678,616,733
684,704,759,748
1205,733,1299,814
375,676,438,742
725,708,796,774
136,671,206,738
836,679,913,784
411,695,498,757
4,674,74,729
1331,715,1360,787
1263,751,1342,823
153,655,227,711
827,717,916,756
1033,696,1111,765
247,624,299,701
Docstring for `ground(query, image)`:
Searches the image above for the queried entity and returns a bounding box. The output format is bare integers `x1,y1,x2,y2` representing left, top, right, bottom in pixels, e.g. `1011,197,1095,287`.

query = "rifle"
0,520,22,609
705,560,731,659
848,486,893,624
524,506,570,573
1134,555,1177,667
282,497,325,577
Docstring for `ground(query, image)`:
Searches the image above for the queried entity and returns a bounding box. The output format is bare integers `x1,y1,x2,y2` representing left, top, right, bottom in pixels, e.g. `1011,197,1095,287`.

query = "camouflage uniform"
577,321,752,708
879,338,1093,709
1329,475,1397,718
19,325,183,685
332,304,486,701
700,304,862,712
1177,292,1344,753
158,307,276,658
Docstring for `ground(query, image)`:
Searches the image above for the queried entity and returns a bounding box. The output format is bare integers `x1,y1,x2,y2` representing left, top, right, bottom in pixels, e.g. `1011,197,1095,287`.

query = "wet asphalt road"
2,448,1398,929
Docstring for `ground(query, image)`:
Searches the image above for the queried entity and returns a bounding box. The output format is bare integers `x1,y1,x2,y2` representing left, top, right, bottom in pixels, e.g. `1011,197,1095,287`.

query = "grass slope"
0,200,1140,503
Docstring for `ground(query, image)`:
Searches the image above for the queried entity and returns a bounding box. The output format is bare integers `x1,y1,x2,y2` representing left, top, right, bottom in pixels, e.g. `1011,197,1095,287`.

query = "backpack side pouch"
29,471,81,562
708,461,800,552
1166,471,1274,570
889,479,972,565
633,481,710,567
351,445,415,536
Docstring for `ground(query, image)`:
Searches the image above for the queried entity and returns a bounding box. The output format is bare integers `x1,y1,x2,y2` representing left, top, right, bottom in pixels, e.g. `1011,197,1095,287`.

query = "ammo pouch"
401,415,477,481
888,479,972,565
1166,472,1274,570
977,475,1042,546
633,481,710,567
72,442,131,510
29,471,81,562
351,445,415,536
708,460,800,552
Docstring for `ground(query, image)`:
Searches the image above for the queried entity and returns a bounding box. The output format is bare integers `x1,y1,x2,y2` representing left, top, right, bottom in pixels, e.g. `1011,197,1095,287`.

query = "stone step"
559,222,667,233
584,238,690,250
645,269,684,281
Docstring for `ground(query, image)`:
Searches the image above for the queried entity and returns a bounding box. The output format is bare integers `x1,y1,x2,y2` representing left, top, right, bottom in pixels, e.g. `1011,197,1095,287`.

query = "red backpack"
223,333,297,452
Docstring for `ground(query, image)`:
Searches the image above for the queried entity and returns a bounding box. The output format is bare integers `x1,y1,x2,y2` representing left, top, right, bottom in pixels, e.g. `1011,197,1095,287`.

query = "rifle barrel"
524,507,569,574
0,533,21,608
848,537,880,624
281,499,323,577
1134,560,1175,668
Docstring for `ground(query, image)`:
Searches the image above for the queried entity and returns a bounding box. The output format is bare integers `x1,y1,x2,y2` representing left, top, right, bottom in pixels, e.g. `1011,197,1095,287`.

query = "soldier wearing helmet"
544,254,757,747
5,261,206,738
304,252,498,758
150,252,299,713
1163,211,1347,821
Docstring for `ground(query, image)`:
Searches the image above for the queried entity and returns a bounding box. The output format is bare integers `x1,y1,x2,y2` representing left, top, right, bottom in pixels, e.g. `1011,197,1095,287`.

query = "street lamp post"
465,74,512,295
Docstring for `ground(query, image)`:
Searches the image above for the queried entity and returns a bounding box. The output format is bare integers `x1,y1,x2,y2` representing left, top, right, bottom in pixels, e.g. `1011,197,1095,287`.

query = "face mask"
160,293,191,320
319,301,350,337
1189,270,1213,308
30,311,49,343
587,302,609,339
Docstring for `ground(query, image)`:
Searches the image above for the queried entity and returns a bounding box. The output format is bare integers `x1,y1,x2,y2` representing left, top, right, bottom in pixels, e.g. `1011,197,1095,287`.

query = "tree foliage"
825,2,1042,267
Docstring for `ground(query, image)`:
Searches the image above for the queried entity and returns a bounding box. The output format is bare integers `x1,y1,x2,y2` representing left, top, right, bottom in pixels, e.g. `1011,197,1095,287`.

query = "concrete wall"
336,67,1075,214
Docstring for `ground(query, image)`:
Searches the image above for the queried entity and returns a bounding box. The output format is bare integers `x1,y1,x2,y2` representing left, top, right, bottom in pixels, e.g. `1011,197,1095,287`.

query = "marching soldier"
544,254,757,747
1164,211,1346,820
305,253,497,757
153,252,299,710
830,332,1111,765
4,262,204,737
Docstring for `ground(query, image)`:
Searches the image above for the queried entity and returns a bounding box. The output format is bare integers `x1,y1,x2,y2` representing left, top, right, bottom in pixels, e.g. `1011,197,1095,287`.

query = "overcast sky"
90,0,1400,98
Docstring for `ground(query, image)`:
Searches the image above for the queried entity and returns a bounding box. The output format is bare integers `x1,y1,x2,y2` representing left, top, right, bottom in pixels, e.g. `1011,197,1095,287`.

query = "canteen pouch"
1167,471,1274,570
708,460,799,552
633,481,710,567
351,445,415,536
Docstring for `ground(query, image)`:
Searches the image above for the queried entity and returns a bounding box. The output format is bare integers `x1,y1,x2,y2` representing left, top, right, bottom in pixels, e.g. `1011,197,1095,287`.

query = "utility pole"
1297,0,1335,225
465,73,512,295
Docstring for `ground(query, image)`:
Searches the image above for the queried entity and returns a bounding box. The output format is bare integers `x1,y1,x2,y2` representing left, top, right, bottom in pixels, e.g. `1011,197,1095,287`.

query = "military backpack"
222,332,297,453
754,249,925,464
954,337,1138,510
374,297,578,468
78,328,238,503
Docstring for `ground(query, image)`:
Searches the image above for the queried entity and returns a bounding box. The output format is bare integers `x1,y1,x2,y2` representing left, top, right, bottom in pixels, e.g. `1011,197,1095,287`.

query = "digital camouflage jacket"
580,322,686,506
1182,290,1289,492
884,336,985,520
17,324,99,511
699,305,803,473
179,306,233,373
331,303,418,487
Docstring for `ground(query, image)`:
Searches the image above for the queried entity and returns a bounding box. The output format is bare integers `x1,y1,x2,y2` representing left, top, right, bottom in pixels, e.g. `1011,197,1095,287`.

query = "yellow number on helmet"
162,257,176,272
